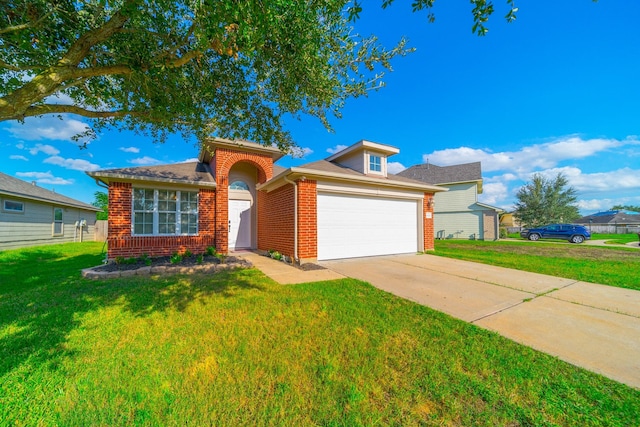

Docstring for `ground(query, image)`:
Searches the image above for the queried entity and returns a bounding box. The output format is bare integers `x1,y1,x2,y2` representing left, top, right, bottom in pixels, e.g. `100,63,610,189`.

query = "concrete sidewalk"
237,251,345,284
321,254,640,389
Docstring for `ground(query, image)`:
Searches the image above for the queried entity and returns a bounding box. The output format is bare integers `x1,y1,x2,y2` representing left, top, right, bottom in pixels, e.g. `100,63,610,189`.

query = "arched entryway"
228,162,257,250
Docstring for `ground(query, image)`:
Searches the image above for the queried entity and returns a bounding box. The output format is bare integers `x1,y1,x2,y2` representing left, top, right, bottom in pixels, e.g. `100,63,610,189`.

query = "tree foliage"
513,173,580,228
92,190,108,220
1,0,520,150
612,205,640,213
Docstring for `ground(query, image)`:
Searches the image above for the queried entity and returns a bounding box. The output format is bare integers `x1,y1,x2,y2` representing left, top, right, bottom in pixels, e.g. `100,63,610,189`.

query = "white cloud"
326,145,348,155
288,146,313,159
15,170,74,185
479,181,509,206
179,157,199,163
43,156,100,171
129,156,161,165
387,162,406,174
423,136,631,174
5,116,91,142
119,146,140,153
29,143,60,156
37,177,75,185
9,155,28,161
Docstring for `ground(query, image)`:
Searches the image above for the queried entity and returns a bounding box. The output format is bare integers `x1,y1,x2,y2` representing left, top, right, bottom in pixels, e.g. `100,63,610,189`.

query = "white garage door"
317,192,419,260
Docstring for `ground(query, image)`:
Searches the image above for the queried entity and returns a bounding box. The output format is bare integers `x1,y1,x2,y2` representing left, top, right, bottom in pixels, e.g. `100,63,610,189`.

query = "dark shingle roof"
87,162,216,187
0,172,99,211
397,162,482,185
576,210,640,225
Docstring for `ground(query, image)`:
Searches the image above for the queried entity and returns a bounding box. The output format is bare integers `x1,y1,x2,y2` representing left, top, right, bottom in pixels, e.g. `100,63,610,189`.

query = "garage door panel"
317,193,419,260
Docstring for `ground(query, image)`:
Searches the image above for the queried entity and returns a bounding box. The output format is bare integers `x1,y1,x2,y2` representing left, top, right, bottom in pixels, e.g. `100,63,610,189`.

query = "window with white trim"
3,199,24,213
369,154,382,173
53,207,63,235
133,188,198,236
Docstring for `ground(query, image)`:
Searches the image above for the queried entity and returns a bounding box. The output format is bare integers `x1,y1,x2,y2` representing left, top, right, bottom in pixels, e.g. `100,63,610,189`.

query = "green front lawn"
1,243,639,426
434,239,640,291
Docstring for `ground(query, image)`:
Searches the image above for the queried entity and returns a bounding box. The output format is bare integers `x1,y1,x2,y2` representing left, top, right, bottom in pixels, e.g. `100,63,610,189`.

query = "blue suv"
520,224,591,244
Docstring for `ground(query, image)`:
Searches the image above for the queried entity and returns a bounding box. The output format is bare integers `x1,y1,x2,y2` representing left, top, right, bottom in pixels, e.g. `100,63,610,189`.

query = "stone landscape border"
81,260,251,280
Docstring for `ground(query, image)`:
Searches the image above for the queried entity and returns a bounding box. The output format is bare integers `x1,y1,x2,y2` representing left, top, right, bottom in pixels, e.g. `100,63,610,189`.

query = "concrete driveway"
321,254,640,389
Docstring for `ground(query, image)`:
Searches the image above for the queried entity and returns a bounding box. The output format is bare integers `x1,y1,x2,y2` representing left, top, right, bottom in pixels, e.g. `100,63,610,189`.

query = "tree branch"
0,9,57,35
16,103,145,120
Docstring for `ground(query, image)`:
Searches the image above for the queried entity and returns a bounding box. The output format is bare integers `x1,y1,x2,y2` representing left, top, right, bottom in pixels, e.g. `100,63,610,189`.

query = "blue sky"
1,0,639,214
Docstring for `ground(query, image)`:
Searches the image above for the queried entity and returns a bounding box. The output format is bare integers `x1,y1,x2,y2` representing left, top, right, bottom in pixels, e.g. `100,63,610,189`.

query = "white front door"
228,199,252,250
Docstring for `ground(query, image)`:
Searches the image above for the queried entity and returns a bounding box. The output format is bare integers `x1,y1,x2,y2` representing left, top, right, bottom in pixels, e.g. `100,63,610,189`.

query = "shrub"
170,252,182,264
196,254,204,264
205,246,217,256
114,256,125,265
183,249,193,258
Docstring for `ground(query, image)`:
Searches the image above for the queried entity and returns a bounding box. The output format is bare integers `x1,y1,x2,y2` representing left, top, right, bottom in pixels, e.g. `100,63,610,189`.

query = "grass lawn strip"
1,243,639,426
433,239,640,291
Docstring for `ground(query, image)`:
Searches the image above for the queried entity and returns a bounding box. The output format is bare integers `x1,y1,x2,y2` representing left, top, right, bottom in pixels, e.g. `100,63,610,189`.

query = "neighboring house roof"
397,162,482,185
576,210,640,225
258,159,447,193
476,202,504,213
0,172,100,211
87,162,217,188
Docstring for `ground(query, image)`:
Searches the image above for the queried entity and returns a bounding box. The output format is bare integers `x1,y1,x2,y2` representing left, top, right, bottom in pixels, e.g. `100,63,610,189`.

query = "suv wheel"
571,235,585,244
528,233,540,241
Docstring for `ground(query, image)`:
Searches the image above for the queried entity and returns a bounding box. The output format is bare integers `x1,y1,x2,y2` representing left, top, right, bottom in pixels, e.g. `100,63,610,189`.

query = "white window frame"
2,199,25,214
53,207,63,236
367,152,385,175
132,188,199,236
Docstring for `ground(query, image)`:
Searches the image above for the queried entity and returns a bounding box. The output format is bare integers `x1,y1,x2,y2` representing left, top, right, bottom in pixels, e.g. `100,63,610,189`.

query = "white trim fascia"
87,172,217,189
257,167,448,193
325,140,399,162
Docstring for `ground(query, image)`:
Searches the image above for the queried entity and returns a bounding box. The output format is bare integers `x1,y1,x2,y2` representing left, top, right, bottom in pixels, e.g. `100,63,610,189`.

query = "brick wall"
257,183,295,257
106,185,216,259
423,192,435,251
213,148,273,253
297,179,317,260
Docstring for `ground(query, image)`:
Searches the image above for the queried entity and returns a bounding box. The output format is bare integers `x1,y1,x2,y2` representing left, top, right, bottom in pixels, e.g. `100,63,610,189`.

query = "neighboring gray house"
0,172,100,251
575,210,640,233
398,162,503,240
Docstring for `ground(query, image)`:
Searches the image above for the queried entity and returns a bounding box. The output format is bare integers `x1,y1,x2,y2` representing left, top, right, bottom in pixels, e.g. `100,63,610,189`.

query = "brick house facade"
88,138,445,263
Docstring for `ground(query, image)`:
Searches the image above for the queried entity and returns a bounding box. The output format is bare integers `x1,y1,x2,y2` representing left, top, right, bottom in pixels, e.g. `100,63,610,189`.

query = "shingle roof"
576,210,640,225
87,162,216,187
397,162,482,185
0,172,99,211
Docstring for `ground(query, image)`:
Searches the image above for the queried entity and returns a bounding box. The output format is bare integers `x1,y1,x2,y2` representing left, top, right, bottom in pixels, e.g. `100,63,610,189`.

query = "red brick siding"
423,193,435,251
257,184,295,257
106,186,216,259
297,180,317,260
213,148,273,253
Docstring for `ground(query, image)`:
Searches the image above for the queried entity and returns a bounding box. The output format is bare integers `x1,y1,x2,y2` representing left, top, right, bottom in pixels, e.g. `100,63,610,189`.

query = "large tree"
513,173,580,228
0,0,518,150
92,190,108,220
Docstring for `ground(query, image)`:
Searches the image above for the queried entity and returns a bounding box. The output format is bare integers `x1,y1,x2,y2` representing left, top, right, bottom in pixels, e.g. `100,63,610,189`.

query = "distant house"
499,212,522,229
0,172,100,251
576,210,640,232
398,162,503,240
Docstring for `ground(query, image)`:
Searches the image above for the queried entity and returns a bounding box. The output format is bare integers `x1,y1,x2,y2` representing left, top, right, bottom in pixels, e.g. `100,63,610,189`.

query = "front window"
53,207,63,236
133,188,198,236
369,154,382,172
3,199,24,213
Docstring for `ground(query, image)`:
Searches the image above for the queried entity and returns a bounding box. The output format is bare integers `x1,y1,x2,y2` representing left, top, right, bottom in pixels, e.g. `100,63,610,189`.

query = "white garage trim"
317,192,422,261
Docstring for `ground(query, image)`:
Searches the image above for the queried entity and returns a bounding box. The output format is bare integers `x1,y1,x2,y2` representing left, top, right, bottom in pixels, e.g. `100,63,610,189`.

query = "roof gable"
0,172,99,211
